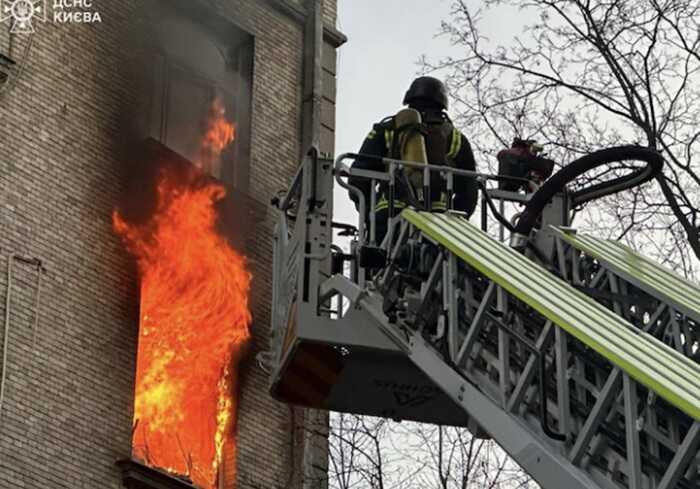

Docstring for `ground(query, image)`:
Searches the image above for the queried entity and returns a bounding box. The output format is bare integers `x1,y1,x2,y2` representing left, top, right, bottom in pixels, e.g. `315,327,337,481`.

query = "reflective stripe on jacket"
376,126,463,212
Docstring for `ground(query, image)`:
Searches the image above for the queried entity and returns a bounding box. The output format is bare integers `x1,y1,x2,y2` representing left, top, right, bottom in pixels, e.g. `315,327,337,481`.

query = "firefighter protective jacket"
348,111,478,217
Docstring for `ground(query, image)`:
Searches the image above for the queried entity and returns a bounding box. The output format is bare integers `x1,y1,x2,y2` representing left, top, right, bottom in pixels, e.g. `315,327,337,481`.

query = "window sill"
117,459,197,489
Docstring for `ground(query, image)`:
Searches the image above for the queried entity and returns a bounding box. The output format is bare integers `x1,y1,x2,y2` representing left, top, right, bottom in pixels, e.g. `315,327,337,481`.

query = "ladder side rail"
337,278,615,489
554,228,700,325
496,287,511,407
379,219,572,444
446,253,460,363
456,255,693,488
552,232,700,485
375,221,619,483
402,213,699,487
574,251,688,485
561,235,699,362
568,303,669,465
329,217,696,488
423,213,700,412
599,275,698,486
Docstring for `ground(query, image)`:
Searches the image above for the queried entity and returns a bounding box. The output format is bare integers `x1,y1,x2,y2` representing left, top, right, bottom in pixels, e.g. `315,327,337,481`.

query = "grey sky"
334,0,527,154
335,0,458,151
333,0,461,225
332,0,527,226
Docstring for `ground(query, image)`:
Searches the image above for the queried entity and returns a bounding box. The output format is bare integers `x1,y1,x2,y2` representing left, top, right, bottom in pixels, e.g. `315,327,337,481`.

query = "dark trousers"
369,208,391,246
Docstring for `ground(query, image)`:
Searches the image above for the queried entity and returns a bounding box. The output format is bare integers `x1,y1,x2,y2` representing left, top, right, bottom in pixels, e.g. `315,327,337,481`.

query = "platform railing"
333,153,538,277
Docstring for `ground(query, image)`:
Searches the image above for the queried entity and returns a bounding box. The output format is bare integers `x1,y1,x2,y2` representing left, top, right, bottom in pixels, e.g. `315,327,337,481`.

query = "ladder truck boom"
267,147,700,489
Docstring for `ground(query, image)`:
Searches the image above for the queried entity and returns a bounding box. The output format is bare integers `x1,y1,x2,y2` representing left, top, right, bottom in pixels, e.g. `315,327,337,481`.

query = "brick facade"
0,1,340,488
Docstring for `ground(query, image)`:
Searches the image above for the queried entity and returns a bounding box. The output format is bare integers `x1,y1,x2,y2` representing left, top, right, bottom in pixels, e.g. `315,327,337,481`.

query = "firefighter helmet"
403,76,449,110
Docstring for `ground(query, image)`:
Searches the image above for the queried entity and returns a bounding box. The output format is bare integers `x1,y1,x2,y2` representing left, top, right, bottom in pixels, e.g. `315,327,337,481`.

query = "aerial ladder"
266,142,700,489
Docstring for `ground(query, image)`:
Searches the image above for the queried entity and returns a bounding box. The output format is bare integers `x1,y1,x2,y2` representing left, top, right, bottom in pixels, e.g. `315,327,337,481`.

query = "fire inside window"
141,3,253,191
118,4,255,489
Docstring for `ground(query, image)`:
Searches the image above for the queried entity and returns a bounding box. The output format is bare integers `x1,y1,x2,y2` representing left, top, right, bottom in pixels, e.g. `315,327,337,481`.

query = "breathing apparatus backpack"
385,108,457,206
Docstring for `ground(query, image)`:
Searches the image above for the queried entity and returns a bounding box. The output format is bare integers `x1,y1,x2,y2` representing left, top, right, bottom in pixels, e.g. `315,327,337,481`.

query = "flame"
199,97,236,176
114,99,250,488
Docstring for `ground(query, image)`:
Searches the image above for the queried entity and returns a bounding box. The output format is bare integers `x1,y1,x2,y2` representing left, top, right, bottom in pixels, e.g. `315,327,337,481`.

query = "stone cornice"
265,0,348,47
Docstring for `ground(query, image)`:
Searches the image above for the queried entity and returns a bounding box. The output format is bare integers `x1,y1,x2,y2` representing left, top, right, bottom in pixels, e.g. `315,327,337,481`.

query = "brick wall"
0,1,339,488
323,0,337,26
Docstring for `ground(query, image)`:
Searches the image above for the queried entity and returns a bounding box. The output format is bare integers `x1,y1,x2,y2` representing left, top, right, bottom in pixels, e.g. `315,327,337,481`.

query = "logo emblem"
1,0,47,34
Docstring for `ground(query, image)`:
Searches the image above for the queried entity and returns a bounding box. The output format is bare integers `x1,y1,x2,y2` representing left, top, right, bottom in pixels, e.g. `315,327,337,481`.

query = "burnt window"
138,2,253,191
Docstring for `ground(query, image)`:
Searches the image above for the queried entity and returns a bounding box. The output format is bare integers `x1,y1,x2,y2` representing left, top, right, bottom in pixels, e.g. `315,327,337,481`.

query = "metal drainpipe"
300,4,329,489
301,0,323,154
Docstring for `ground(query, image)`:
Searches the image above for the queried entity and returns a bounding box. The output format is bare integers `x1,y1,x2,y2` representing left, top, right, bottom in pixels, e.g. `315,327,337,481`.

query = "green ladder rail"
404,209,700,422
554,227,700,325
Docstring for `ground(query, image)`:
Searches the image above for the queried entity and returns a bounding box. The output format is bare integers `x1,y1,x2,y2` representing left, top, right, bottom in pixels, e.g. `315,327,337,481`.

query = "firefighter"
497,138,555,192
348,76,478,245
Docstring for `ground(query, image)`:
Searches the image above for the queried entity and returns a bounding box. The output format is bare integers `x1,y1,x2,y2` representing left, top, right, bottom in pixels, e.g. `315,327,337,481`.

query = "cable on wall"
0,29,35,99
0,253,45,427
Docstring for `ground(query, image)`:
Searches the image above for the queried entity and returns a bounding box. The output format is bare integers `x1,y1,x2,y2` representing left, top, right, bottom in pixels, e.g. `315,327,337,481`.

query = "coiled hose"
513,146,664,242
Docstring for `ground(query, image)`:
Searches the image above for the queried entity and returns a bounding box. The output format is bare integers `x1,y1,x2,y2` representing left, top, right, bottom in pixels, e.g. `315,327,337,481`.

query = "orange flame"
114,99,250,489
199,97,236,176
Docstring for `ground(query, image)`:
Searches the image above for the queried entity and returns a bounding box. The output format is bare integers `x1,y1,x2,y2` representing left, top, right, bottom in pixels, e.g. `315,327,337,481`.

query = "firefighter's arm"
452,134,478,217
348,126,387,212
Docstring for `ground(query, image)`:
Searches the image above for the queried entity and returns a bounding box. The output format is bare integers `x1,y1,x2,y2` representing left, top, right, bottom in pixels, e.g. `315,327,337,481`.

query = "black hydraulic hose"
571,147,664,206
539,353,567,442
513,146,664,240
478,181,552,266
483,310,566,441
